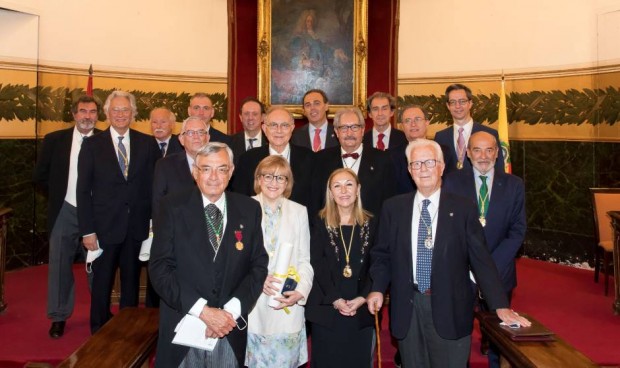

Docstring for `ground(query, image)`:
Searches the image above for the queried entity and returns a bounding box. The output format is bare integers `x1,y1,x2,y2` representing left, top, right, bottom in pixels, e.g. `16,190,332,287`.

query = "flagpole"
497,72,512,173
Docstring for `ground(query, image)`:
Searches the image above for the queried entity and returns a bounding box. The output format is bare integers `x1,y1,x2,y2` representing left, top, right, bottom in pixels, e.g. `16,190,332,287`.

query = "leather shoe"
49,321,66,338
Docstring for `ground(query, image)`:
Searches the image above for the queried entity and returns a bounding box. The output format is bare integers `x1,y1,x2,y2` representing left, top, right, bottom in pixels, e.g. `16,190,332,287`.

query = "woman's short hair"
320,168,371,228
253,155,294,199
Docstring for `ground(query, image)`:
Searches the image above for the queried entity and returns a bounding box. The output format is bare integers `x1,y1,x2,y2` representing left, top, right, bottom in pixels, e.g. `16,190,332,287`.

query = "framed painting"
257,0,368,117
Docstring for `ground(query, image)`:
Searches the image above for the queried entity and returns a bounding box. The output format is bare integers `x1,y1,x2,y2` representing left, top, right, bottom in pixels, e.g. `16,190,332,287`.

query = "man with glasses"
291,89,339,151
150,107,183,157
434,84,504,175
311,107,396,218
230,97,268,165
150,142,268,368
188,92,231,145
363,92,407,151
231,106,314,207
77,90,161,333
367,138,529,368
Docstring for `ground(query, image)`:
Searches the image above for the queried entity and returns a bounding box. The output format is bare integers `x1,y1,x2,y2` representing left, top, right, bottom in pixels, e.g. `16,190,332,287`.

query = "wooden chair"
590,188,620,296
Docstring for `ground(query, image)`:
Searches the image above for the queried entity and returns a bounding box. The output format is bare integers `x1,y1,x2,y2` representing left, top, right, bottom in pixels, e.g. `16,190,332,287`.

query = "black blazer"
305,218,376,329
291,123,339,151
208,126,232,146
77,128,161,244
434,123,505,175
442,169,526,293
149,189,268,368
230,131,268,165
155,134,183,157
363,128,407,150
370,191,509,340
33,127,100,234
230,144,314,208
389,142,416,195
311,146,396,218
152,151,196,221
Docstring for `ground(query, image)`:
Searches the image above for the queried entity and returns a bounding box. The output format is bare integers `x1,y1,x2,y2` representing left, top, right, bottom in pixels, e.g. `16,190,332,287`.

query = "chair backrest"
590,188,620,244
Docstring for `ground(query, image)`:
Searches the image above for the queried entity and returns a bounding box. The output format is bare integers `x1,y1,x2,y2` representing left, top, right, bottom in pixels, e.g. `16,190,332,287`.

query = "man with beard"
34,95,101,338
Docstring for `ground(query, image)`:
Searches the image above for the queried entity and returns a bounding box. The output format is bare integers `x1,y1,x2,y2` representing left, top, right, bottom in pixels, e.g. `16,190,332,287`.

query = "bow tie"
342,153,360,159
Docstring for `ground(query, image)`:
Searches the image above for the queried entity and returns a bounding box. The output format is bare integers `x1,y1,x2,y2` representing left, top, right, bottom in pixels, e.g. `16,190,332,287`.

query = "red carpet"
0,258,618,367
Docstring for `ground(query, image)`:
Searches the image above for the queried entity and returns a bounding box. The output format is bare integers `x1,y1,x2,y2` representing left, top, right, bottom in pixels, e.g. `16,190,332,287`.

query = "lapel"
59,128,74,173
399,193,415,277
446,126,457,154
175,152,194,183
325,124,337,146
127,129,141,180
104,129,127,180
220,193,249,279
486,172,506,220
433,192,454,269
358,148,376,182
180,188,212,264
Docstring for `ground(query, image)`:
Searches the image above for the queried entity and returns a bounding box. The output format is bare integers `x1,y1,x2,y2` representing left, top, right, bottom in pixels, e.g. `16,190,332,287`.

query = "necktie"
205,204,223,253
479,175,489,218
457,127,465,166
248,138,257,150
377,133,386,151
117,136,128,179
416,199,433,293
342,152,360,159
312,128,321,152
159,142,167,156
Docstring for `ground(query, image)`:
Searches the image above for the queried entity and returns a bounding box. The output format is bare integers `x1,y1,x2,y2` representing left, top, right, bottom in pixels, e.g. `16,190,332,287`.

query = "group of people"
34,84,529,368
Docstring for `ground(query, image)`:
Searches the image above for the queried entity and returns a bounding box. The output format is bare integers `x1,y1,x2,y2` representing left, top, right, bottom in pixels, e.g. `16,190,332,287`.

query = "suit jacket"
149,189,268,368
291,122,339,151
230,131,268,165
33,127,100,234
77,128,161,243
442,170,526,293
155,134,183,157
311,146,396,218
305,218,376,329
152,151,196,221
370,191,509,340
208,126,232,146
230,144,314,208
389,142,416,195
434,123,505,175
363,128,407,151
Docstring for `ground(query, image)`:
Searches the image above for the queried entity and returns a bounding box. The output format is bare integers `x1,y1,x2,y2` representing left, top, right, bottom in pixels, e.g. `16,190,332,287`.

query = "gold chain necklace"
339,224,356,278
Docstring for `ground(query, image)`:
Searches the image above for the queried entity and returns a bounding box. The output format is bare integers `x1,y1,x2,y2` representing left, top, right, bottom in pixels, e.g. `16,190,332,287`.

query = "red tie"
312,128,321,152
377,133,386,151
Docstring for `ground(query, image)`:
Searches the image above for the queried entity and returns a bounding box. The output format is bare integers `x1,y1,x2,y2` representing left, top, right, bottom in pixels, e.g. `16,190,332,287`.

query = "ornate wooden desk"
608,210,620,315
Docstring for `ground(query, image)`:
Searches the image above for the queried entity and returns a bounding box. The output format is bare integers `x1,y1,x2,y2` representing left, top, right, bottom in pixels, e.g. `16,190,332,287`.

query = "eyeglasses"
403,117,427,124
409,159,439,170
183,130,208,137
194,165,230,176
265,122,292,131
111,107,132,114
336,124,363,133
261,173,288,184
447,99,470,107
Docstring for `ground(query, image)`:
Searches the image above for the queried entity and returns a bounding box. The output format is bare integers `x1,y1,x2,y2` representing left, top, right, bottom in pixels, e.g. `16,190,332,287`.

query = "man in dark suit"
150,107,182,157
291,89,338,151
188,92,231,145
311,107,396,218
33,95,100,338
367,139,529,368
443,131,526,367
77,90,161,334
149,142,268,368
363,92,407,151
230,97,268,165
434,83,504,175
231,106,314,208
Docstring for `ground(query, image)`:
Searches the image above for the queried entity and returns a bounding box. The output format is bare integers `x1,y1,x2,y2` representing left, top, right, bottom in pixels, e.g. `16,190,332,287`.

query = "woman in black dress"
306,168,376,367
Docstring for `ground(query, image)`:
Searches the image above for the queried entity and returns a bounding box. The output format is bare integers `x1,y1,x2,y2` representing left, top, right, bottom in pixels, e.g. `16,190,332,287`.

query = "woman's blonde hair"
319,168,371,228
253,155,294,198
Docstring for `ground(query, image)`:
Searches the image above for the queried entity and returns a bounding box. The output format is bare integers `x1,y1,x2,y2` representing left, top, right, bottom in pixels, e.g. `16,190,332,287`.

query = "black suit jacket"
230,144,314,208
389,142,416,195
149,189,268,368
77,128,161,243
370,191,509,340
155,134,183,157
33,127,100,234
152,151,196,221
291,123,339,151
311,146,396,218
363,128,407,150
208,126,232,145
442,170,526,293
434,123,505,175
230,131,268,165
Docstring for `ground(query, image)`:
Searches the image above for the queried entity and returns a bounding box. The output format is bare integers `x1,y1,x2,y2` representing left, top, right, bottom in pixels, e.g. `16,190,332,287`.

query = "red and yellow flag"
498,78,512,173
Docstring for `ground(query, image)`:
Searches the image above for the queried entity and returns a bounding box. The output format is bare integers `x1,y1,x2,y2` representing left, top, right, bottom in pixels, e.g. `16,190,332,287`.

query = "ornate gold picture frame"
257,0,368,117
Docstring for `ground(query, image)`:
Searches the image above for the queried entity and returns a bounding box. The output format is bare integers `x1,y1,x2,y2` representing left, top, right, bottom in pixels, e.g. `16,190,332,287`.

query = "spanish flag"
498,77,512,173
86,64,93,97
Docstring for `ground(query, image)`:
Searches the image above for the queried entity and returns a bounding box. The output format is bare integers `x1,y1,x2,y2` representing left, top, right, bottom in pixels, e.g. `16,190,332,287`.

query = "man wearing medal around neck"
443,131,527,368
149,142,268,368
367,139,529,368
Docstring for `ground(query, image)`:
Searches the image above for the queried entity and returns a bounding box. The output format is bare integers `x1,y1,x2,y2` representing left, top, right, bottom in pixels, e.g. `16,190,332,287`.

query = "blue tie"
159,142,167,156
416,199,433,293
117,136,128,179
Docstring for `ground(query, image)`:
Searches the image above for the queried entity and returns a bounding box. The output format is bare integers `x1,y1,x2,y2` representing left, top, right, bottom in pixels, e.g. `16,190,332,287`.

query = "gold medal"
235,241,244,250
343,264,352,278
457,161,463,169
479,216,486,227
424,236,433,249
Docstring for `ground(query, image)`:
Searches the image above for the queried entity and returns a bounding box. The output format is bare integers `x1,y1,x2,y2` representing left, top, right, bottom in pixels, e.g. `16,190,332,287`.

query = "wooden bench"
56,307,159,368
477,312,599,368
